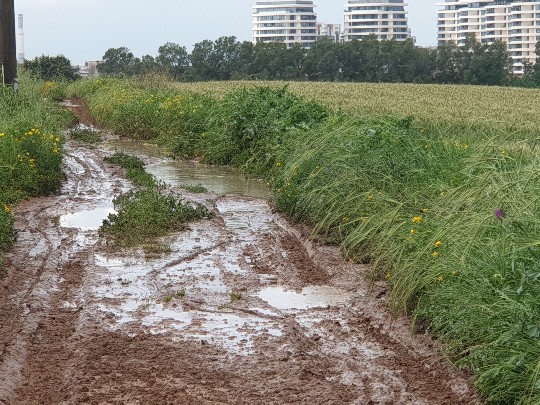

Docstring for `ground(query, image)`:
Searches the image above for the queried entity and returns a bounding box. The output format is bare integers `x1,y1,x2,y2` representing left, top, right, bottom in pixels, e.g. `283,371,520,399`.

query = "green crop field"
174,81,540,135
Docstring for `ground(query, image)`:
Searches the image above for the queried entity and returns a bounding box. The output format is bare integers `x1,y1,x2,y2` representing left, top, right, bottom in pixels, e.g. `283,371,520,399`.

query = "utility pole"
0,0,18,89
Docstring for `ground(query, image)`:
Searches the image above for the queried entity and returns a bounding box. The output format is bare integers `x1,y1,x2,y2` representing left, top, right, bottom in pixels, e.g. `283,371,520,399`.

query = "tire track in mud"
0,144,130,404
0,125,481,403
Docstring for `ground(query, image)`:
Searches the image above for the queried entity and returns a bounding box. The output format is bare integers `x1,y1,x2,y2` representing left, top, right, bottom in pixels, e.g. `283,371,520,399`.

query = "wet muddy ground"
0,103,481,404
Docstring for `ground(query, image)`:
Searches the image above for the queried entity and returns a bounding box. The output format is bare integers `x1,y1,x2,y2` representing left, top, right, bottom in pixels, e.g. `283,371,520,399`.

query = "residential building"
252,1,318,48
343,0,411,42
78,61,101,78
437,0,540,75
316,23,342,42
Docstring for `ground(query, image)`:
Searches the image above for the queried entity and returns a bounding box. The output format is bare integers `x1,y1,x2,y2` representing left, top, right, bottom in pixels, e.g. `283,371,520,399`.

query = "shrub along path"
0,104,479,404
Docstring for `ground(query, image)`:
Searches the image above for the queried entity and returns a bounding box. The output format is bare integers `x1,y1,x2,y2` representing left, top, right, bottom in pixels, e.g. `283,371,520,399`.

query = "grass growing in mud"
70,76,540,404
101,152,211,247
69,127,101,144
0,76,74,271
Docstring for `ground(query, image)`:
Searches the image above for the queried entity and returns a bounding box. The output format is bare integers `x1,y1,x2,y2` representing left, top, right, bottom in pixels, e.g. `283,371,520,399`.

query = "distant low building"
316,23,342,43
78,61,102,78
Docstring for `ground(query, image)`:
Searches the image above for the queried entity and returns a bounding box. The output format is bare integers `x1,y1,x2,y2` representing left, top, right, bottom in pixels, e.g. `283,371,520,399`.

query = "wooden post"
0,0,18,89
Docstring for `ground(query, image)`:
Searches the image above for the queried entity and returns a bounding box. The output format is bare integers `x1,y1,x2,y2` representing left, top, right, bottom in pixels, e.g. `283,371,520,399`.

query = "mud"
0,103,481,404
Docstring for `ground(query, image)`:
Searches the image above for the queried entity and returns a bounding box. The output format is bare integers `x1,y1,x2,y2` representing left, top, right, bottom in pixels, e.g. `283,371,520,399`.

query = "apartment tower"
252,1,318,48
343,0,411,42
437,0,540,75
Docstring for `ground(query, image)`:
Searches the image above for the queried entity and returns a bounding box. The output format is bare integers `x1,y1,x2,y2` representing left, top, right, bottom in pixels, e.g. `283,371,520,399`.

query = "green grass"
104,151,156,188
70,127,102,144
70,77,540,404
101,151,212,247
0,75,74,272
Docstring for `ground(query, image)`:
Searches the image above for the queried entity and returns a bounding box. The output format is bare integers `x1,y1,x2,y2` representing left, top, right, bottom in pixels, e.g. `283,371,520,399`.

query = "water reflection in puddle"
58,206,116,230
147,161,269,199
257,286,351,310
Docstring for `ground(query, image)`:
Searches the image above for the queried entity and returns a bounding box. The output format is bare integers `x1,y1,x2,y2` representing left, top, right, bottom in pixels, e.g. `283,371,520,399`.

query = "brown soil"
0,102,481,404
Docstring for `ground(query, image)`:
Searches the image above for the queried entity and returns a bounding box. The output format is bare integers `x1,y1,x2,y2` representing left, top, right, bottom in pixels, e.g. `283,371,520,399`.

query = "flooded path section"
0,114,480,403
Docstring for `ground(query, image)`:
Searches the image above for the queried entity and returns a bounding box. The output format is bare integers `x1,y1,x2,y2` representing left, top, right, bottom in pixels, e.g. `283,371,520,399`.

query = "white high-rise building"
437,0,540,75
343,0,411,42
252,1,318,48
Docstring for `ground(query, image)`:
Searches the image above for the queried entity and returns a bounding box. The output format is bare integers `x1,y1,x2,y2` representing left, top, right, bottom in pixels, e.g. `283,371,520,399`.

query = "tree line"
23,34,540,87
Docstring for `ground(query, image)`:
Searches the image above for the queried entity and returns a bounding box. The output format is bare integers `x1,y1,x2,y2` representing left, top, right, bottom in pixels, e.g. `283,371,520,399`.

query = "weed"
104,152,156,188
100,188,212,247
70,128,101,144
163,295,172,303
229,292,242,302
176,289,186,298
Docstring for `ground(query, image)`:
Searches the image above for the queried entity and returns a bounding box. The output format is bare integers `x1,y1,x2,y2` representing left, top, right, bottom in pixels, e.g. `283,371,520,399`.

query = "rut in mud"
0,106,480,404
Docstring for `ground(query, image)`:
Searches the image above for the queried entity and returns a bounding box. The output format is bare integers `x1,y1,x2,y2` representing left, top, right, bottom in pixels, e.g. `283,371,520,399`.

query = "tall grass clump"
196,86,327,171
72,77,540,403
101,152,212,247
0,75,74,271
67,77,216,145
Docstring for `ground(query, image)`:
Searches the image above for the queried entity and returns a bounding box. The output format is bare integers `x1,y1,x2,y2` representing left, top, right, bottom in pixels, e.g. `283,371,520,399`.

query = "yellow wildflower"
436,275,443,282
451,271,458,277
433,251,439,257
434,241,442,248
412,216,422,224
3,204,10,213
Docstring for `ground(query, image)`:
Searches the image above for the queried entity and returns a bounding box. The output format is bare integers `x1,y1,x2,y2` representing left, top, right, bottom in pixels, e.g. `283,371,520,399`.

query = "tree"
98,47,140,76
156,42,189,80
533,41,540,85
139,54,158,74
23,55,80,81
188,36,242,81
303,38,341,81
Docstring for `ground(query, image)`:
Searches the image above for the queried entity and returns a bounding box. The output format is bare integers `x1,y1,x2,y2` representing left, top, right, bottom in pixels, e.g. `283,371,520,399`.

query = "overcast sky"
14,0,437,65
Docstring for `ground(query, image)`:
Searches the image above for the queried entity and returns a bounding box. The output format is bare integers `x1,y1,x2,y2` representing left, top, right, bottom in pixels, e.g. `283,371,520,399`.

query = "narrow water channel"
107,138,269,199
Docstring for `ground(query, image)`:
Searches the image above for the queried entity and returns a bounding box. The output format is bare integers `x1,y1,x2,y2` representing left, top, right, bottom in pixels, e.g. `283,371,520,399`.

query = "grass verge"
0,75,74,273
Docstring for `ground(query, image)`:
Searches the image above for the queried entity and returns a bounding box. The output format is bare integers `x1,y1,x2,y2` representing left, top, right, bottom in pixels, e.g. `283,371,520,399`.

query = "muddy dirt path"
0,107,480,404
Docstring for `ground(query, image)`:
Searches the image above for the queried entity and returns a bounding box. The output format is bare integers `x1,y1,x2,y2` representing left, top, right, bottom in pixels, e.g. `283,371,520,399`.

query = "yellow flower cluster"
159,95,185,110
2,204,10,214
412,216,422,224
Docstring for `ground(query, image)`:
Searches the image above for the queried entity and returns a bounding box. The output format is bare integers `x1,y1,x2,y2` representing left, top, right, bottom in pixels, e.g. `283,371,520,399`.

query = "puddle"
216,199,276,241
105,138,269,198
257,286,352,310
147,161,269,199
58,206,116,230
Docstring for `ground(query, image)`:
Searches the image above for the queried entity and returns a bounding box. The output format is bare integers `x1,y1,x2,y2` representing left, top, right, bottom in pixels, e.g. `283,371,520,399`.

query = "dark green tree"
23,55,80,81
156,42,189,80
99,47,140,76
303,38,341,81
